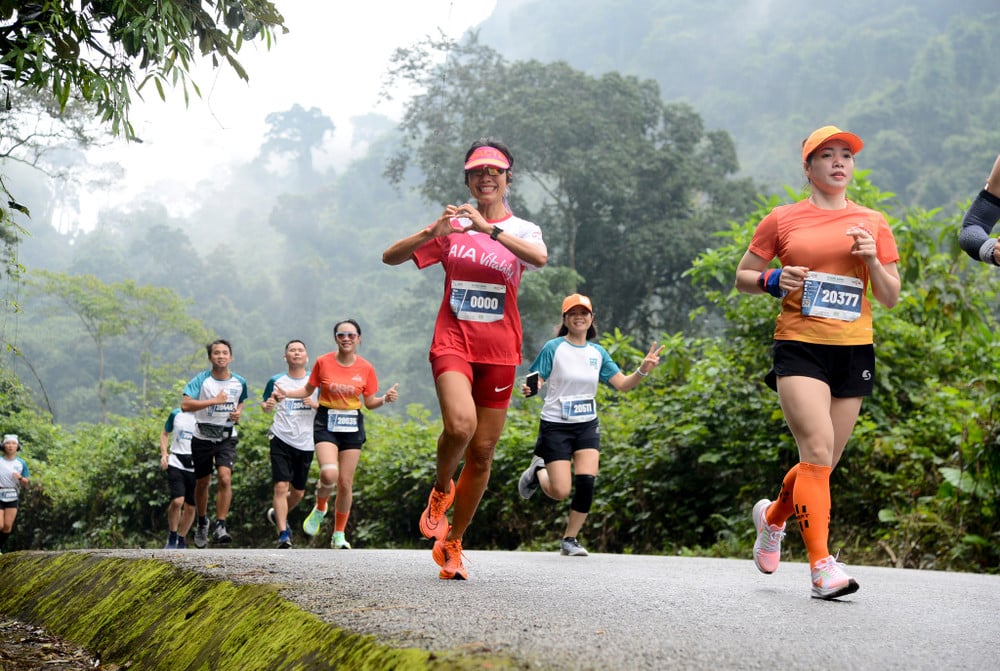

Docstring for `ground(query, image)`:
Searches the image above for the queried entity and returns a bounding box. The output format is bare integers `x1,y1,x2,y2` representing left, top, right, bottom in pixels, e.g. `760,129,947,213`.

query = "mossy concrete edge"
0,551,524,670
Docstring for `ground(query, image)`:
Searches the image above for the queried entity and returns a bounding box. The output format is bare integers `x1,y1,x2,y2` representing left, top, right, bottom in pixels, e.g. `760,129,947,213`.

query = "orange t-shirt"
748,199,899,345
307,353,377,410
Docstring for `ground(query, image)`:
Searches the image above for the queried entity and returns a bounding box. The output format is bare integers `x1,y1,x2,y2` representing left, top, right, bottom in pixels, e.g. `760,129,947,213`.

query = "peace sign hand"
638,342,666,376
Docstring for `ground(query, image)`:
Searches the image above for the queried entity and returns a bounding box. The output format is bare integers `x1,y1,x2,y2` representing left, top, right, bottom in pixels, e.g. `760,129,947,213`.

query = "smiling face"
563,306,594,336
208,343,232,372
2,440,18,457
333,322,361,354
466,166,509,208
805,140,855,196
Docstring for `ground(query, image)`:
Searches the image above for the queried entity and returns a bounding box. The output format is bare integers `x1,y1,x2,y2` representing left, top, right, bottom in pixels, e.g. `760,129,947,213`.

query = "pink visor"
464,146,511,170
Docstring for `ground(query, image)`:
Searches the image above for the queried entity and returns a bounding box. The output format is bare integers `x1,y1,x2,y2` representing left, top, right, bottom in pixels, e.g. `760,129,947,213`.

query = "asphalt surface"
84,548,999,671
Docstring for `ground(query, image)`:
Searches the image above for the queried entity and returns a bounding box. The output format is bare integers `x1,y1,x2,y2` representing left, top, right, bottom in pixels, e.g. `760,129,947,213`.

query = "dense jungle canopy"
0,1,997,571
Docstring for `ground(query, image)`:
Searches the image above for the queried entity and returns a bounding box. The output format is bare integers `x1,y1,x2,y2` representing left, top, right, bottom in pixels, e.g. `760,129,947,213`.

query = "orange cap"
802,126,863,161
561,293,593,314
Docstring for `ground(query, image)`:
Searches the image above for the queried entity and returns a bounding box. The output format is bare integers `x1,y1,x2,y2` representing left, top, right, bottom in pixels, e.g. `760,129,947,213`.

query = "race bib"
209,400,236,417
0,487,17,502
283,398,311,413
449,280,506,323
801,271,863,322
561,396,597,422
327,409,359,433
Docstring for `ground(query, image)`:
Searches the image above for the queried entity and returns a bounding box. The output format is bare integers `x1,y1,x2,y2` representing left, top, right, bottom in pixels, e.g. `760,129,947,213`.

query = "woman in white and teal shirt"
0,434,30,553
517,294,663,556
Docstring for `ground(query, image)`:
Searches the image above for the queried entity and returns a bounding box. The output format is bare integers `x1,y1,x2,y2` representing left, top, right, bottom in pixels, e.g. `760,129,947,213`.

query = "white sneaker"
752,498,785,574
331,531,351,549
518,455,545,499
560,537,589,557
811,555,860,600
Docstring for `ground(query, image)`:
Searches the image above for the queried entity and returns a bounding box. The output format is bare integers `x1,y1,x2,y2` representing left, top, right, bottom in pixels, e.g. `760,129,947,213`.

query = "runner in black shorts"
159,409,197,549
735,125,901,599
261,340,317,549
517,294,662,557
181,339,248,548
0,434,30,554
274,321,398,551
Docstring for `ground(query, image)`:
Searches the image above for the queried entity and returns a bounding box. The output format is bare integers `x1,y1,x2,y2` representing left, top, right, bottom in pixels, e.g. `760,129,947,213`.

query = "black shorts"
533,418,601,463
765,340,875,398
191,435,238,479
270,435,315,490
166,466,196,505
313,408,366,450
0,499,19,510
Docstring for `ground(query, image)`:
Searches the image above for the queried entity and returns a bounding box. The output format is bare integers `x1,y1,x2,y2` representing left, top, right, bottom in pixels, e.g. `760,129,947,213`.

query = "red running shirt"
413,214,545,365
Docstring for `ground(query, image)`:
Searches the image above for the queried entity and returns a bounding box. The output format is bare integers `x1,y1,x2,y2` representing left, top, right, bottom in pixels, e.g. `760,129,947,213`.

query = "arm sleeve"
959,190,1000,264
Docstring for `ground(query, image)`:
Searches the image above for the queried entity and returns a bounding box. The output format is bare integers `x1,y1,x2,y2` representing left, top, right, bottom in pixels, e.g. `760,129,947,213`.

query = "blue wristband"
758,268,785,298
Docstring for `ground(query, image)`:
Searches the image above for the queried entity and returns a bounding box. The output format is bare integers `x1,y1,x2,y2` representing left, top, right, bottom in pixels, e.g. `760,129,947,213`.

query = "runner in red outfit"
382,138,547,579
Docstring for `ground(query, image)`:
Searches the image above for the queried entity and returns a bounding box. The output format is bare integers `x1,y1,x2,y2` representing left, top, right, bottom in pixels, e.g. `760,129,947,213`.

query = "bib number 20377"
801,271,863,322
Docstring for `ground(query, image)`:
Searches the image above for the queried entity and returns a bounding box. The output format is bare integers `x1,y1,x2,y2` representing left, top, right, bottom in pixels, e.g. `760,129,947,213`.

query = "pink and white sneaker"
752,498,786,574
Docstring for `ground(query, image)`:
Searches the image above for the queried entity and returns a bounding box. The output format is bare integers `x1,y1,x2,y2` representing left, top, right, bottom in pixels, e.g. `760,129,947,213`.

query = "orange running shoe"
418,480,454,540
435,538,468,580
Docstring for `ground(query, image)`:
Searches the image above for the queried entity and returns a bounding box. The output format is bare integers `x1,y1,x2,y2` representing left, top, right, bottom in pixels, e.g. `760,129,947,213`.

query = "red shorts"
430,354,516,409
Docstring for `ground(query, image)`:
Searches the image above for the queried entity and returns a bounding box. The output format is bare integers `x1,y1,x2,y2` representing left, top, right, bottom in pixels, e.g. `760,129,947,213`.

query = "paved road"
89,548,999,671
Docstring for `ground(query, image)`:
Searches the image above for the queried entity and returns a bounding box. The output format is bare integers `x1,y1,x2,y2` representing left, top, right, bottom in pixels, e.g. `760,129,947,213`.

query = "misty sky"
80,2,497,228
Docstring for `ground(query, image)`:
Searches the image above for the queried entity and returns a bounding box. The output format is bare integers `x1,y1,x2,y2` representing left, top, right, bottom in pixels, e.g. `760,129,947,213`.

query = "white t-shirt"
164,409,196,472
262,372,317,451
529,337,620,423
0,455,29,502
182,370,248,441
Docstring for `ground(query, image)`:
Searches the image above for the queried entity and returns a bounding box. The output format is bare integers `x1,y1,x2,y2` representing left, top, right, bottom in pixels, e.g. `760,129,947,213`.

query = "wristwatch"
490,225,503,240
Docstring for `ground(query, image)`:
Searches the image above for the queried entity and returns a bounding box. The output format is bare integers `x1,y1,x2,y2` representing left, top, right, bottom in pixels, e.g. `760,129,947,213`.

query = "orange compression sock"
766,464,798,527
335,512,349,533
793,462,832,567
316,497,329,513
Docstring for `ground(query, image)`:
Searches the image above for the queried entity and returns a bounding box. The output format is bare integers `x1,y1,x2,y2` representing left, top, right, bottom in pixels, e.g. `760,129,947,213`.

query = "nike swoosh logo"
494,384,513,393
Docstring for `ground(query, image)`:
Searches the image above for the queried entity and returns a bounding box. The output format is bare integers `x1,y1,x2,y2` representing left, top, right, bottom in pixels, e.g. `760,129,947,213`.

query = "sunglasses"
465,166,507,177
335,332,359,340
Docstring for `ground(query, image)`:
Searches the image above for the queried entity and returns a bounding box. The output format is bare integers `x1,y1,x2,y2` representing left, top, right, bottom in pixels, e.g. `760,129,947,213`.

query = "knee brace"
318,463,339,489
570,474,596,514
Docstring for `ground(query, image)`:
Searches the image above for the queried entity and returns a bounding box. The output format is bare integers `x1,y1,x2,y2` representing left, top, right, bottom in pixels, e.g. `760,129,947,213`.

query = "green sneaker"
331,531,351,549
302,506,326,536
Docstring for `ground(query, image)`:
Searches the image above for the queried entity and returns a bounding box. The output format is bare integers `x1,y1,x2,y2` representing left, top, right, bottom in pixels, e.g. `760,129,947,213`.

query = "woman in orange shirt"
274,320,398,550
734,126,901,599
